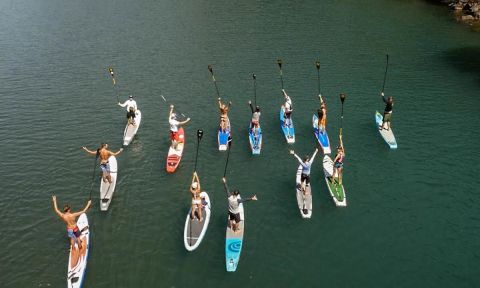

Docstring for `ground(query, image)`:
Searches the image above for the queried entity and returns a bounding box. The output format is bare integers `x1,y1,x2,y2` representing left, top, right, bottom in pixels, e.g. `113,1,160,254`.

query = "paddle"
252,73,257,107
208,65,221,99
223,137,232,178
194,130,204,172
382,54,389,94
108,67,119,103
339,93,346,137
277,59,284,89
88,149,100,201
315,60,321,96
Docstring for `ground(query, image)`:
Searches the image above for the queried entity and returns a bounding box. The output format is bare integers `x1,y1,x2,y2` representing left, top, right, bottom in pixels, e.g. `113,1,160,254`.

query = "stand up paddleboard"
322,155,347,207
312,114,331,154
67,213,90,288
166,127,185,173
218,116,231,151
280,107,295,144
296,164,312,218
100,156,118,211
248,123,262,155
375,111,397,149
123,110,142,146
184,192,211,251
225,198,244,272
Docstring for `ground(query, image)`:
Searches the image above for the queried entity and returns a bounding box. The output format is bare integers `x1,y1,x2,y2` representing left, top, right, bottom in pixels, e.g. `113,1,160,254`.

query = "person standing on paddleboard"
380,92,394,130
248,100,261,135
222,177,257,233
282,89,293,127
52,196,91,250
82,144,123,183
218,98,231,132
169,105,190,149
189,172,205,221
332,135,345,185
290,148,319,186
118,95,138,125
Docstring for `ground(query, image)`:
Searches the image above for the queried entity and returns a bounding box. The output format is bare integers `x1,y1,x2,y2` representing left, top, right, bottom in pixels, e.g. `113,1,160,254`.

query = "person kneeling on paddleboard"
190,172,204,221
118,95,138,125
169,105,190,150
218,97,231,132
290,148,318,186
332,135,345,185
380,92,394,130
222,177,257,233
248,100,261,135
52,196,92,250
82,144,123,183
282,89,293,127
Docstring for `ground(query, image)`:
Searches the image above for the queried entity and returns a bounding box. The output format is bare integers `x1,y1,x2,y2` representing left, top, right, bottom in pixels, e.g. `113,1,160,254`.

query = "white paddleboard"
123,110,142,146
184,192,211,251
296,164,312,218
67,213,90,288
375,111,397,149
99,155,118,211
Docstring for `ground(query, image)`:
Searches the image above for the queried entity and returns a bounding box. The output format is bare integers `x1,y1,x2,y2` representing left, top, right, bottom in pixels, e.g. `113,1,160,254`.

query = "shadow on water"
443,46,480,85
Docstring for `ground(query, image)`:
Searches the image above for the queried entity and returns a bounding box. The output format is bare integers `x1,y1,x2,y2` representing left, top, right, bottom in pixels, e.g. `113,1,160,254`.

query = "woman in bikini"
218,97,231,132
332,135,345,185
189,172,203,221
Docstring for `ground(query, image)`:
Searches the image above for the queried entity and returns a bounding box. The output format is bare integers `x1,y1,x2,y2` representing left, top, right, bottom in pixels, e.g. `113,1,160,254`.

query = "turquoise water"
1,0,479,287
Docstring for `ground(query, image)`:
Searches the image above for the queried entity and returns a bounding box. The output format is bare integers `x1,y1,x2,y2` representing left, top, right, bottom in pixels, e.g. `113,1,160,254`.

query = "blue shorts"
334,162,343,169
100,162,110,173
67,226,81,245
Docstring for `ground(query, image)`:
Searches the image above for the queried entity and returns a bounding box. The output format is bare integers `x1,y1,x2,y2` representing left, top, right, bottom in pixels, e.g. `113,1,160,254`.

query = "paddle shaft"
88,151,99,200
340,94,346,137
223,140,231,178
194,131,202,172
109,68,120,103
277,60,284,89
382,54,389,93
161,95,187,118
253,74,257,107
315,61,321,95
208,66,221,98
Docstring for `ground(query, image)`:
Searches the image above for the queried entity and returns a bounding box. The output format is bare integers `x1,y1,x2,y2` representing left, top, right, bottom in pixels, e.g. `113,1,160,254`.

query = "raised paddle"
160,94,187,118
223,136,232,178
277,59,284,89
339,93,346,137
382,54,389,94
252,73,257,107
194,130,204,172
208,65,221,99
315,60,321,96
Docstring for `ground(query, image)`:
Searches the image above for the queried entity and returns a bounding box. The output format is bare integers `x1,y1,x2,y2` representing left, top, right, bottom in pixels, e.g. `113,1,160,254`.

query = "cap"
129,95,133,98
191,182,198,189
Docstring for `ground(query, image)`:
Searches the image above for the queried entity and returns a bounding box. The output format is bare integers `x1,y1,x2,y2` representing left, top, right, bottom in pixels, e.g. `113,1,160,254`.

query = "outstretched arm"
218,98,222,108
248,101,254,114
381,92,387,104
179,118,191,125
290,150,303,164
310,148,319,164
339,135,345,155
111,148,124,157
118,100,127,107
222,177,232,197
238,195,258,203
72,200,92,217
51,195,63,219
169,105,174,119
82,146,97,155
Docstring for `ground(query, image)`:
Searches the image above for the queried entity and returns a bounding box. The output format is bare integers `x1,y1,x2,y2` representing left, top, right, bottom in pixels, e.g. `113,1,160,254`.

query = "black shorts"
127,111,136,119
229,211,241,223
301,173,310,184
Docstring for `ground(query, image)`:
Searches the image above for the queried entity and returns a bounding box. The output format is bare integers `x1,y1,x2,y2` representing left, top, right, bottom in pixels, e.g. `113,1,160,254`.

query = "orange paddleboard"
166,127,185,173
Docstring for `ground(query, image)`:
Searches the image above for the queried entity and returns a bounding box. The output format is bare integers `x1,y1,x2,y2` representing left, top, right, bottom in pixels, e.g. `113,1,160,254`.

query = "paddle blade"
197,129,204,140
315,61,320,70
277,59,282,68
340,93,346,104
208,64,213,74
252,73,256,80
227,135,232,147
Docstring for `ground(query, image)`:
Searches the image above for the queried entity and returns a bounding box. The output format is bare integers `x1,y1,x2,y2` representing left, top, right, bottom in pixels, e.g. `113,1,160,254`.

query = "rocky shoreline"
435,0,480,30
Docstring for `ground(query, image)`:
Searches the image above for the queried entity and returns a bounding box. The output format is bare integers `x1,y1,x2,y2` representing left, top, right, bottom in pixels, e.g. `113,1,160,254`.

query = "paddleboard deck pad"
184,192,211,251
323,155,347,207
375,111,397,149
312,114,331,154
225,198,245,272
296,164,312,218
280,107,295,144
166,127,185,173
67,213,90,288
99,155,118,211
248,123,262,155
123,110,142,146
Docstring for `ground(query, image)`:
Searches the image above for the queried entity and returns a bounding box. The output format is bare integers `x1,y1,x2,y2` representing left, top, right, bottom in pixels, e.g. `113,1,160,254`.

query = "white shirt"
285,97,292,111
119,99,137,112
169,118,180,132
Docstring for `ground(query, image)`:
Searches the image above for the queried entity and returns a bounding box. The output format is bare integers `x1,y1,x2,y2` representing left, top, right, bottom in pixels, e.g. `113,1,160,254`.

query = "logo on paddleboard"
227,240,242,253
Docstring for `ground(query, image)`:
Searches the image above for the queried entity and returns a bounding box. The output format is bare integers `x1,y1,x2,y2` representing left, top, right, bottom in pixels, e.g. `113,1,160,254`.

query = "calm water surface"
0,0,479,287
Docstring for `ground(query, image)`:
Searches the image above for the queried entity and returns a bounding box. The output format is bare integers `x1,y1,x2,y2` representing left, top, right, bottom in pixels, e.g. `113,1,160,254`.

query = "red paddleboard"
166,127,185,173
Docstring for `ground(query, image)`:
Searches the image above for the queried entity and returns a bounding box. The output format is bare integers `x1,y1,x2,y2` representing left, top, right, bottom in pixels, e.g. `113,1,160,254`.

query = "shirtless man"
248,100,261,136
82,144,123,183
52,196,92,250
317,95,327,131
218,97,231,132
